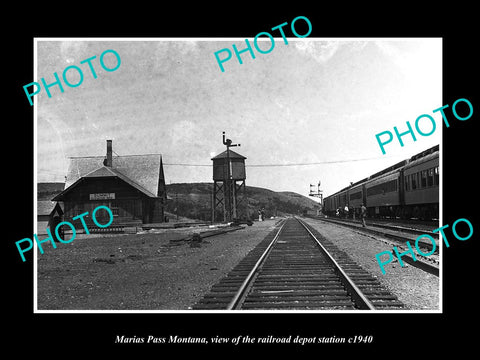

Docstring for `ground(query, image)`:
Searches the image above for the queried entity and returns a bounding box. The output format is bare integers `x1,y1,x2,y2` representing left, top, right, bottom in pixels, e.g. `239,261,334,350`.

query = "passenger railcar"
323,196,335,215
346,178,367,217
403,149,439,219
323,145,439,220
347,183,363,209
364,169,401,218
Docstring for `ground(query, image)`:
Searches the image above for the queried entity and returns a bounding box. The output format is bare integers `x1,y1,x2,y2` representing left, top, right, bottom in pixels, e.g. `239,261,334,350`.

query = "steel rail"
226,219,287,310
295,217,376,310
311,216,439,276
313,216,439,250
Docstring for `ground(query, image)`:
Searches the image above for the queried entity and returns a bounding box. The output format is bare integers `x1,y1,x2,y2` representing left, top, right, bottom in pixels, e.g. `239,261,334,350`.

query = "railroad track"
312,216,439,251
306,216,440,276
317,215,438,237
193,217,404,310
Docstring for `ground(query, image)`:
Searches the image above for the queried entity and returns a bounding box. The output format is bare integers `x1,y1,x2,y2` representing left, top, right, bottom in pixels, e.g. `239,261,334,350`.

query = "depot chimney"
106,139,112,167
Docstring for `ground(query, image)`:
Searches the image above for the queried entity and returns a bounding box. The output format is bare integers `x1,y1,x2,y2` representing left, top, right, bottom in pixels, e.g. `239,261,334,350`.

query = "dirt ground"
36,220,278,311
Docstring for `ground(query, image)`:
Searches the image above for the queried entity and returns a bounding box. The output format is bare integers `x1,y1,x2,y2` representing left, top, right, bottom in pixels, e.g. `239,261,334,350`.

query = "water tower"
211,132,247,222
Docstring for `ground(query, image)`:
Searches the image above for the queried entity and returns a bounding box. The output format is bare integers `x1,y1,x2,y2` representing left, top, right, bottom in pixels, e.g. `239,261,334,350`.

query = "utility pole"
309,180,323,214
175,192,178,220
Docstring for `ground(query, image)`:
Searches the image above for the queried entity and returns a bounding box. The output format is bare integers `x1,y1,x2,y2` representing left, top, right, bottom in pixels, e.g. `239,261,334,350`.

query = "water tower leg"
211,185,215,223
232,181,237,220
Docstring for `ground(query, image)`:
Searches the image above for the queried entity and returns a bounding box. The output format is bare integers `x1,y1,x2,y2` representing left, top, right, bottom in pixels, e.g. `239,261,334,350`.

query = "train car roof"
404,150,439,170
365,167,400,187
369,159,407,180
409,144,439,161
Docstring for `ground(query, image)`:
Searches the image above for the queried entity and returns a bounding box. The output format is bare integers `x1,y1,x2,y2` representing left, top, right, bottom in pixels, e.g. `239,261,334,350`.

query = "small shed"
37,201,64,235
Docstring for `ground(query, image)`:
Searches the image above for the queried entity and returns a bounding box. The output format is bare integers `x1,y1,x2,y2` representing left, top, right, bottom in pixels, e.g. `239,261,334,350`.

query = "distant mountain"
165,183,319,221
37,182,65,200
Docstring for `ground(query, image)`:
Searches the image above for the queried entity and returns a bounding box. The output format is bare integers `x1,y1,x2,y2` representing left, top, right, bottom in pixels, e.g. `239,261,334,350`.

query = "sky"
35,38,442,200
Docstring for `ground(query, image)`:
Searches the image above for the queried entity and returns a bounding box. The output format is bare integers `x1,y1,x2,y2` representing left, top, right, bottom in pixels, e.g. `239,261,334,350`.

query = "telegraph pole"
309,180,323,214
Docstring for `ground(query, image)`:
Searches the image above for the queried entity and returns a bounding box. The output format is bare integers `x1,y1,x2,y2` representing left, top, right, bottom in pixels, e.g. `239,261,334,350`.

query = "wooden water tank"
211,149,246,181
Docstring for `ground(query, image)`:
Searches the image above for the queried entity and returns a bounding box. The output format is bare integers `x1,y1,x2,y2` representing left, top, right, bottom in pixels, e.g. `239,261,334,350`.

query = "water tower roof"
211,149,247,160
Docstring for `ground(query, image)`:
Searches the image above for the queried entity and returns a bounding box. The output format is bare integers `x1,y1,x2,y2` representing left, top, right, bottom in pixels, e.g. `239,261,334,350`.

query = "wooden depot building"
53,140,167,227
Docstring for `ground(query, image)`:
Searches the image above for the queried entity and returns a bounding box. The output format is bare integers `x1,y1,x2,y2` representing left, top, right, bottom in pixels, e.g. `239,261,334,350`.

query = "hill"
37,182,319,222
37,182,65,200
165,183,319,221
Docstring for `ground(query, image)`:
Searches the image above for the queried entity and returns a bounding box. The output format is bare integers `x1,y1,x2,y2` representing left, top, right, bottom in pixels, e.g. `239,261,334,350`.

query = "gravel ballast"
301,218,440,310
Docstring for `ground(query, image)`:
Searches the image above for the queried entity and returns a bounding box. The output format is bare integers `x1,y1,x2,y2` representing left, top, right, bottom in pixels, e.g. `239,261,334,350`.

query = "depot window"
74,203,85,217
110,201,119,216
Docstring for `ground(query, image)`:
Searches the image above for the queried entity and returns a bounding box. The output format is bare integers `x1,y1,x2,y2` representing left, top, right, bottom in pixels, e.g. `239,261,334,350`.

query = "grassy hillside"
166,183,319,222
37,182,320,222
37,182,65,200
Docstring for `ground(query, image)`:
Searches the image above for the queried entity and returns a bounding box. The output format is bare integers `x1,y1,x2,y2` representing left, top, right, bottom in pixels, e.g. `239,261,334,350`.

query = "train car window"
420,170,427,188
427,168,434,187
387,179,396,192
405,175,410,191
366,179,397,196
434,166,439,185
350,191,362,201
411,173,417,190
